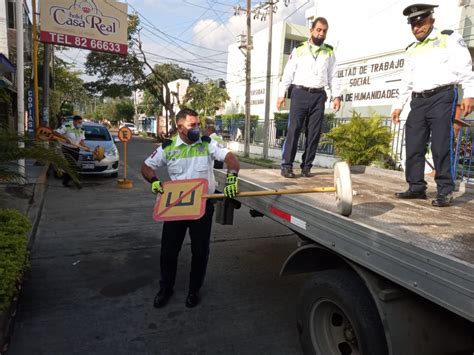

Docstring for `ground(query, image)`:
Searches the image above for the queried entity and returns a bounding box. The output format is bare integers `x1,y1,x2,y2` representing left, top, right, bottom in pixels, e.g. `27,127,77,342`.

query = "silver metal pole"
16,0,25,178
262,3,274,160
244,0,252,157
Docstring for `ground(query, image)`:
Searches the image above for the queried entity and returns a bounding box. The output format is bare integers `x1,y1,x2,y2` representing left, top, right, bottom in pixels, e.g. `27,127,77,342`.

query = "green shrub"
0,209,30,314
326,112,393,166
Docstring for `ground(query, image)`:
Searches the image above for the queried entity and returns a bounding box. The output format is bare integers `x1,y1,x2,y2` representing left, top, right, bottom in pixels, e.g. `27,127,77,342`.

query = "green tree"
183,81,229,124
115,100,135,123
84,15,195,131
138,90,162,117
0,126,78,183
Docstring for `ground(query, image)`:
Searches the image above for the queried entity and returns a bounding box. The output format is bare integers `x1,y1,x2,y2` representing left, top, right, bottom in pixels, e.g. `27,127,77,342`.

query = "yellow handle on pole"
123,142,127,180
203,187,336,199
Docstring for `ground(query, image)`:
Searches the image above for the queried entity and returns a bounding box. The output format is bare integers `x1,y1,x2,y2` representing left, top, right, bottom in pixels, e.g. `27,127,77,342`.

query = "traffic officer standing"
277,17,341,178
141,108,240,308
54,115,90,187
392,3,474,207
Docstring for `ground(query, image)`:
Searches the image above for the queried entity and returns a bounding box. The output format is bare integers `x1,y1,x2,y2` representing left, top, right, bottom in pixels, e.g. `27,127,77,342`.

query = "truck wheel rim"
310,299,360,355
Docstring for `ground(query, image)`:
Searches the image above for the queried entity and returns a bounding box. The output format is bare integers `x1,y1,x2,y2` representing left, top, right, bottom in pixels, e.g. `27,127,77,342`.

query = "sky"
55,0,467,84
56,0,314,83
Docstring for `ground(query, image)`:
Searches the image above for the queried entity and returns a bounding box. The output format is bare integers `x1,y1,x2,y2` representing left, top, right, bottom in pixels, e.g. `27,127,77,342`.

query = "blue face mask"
187,127,200,142
74,123,83,129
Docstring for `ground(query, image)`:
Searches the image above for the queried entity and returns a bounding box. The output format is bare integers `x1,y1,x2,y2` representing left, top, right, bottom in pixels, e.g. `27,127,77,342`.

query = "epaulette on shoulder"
297,41,305,48
406,42,415,50
441,29,454,36
201,135,211,143
161,139,173,148
324,43,334,50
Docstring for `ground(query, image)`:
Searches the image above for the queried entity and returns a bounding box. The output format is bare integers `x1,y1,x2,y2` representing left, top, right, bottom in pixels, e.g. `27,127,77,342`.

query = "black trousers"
282,87,327,169
159,201,214,293
405,88,457,195
61,145,80,184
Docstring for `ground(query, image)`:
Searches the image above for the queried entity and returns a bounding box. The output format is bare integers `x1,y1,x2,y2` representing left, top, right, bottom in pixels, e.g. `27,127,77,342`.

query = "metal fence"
216,117,473,182
454,125,473,184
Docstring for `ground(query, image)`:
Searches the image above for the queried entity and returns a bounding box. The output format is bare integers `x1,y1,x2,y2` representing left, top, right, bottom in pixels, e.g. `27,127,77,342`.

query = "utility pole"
244,0,251,157
32,0,39,132
16,0,25,177
235,0,290,159
42,44,51,126
262,2,274,160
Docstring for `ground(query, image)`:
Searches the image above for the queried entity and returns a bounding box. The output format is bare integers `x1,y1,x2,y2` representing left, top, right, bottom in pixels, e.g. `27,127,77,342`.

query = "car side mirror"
114,136,120,143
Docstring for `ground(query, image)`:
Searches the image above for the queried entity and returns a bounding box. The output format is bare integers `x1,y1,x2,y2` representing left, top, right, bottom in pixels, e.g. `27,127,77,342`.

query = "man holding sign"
141,108,240,308
54,115,90,187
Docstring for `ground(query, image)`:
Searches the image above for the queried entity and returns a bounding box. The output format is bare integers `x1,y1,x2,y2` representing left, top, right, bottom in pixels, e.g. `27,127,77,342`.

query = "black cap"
403,3,438,24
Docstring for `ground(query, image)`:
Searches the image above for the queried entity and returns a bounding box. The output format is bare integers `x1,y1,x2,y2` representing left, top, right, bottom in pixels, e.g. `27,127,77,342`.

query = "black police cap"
403,3,438,24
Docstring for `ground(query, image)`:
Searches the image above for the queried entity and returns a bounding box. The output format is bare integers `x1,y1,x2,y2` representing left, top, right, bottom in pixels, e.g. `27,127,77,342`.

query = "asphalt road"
8,136,306,355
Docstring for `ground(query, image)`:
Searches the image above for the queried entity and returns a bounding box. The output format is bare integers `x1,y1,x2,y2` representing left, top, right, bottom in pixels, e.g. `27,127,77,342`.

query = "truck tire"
297,269,388,355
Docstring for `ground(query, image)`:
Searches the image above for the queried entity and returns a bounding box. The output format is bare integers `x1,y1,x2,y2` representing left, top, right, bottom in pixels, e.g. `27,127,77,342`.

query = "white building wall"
0,0,8,56
225,21,308,121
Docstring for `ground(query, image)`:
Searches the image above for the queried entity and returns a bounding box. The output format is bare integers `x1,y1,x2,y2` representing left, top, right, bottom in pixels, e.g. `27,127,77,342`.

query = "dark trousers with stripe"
405,88,457,195
282,87,327,169
61,145,80,185
159,201,214,293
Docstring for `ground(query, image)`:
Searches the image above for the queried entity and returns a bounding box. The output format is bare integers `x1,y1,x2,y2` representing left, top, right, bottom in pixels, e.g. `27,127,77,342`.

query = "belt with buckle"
294,85,325,94
412,84,455,99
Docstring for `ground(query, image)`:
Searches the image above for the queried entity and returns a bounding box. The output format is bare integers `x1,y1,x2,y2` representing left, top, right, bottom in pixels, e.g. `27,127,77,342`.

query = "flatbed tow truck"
214,166,474,355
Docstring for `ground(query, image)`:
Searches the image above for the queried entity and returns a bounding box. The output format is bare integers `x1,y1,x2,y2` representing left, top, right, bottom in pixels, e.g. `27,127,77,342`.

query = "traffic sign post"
117,127,133,189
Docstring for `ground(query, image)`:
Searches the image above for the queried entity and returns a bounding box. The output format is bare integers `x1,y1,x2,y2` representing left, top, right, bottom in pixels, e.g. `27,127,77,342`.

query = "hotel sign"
40,0,128,55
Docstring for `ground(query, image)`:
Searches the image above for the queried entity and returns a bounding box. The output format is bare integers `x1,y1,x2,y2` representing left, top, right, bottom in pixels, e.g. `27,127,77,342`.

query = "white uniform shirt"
278,40,341,98
144,135,230,193
55,122,85,146
393,28,474,110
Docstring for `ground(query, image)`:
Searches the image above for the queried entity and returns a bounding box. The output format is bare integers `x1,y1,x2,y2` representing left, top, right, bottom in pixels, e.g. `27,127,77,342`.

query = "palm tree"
0,125,78,184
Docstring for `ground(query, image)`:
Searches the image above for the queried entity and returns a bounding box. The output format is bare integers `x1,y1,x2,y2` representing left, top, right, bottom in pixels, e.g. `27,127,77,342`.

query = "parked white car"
79,122,120,177
119,122,139,135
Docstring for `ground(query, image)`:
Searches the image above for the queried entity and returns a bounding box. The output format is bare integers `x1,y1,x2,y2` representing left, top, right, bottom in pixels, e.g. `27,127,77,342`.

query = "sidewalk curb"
0,164,49,354
26,164,49,250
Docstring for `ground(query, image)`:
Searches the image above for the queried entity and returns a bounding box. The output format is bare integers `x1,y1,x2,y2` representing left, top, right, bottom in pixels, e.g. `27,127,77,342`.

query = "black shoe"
153,288,173,308
394,190,427,199
281,167,296,178
432,193,453,207
301,168,311,177
185,292,200,308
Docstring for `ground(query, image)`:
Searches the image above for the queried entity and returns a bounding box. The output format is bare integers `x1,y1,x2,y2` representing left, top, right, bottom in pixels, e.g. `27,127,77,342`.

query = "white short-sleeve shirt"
144,135,230,192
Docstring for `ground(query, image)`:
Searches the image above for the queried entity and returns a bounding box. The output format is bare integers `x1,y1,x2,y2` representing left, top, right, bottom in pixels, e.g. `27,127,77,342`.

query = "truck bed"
215,167,474,322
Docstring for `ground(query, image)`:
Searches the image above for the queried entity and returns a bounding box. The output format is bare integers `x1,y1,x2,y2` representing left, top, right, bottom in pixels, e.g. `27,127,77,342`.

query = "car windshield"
84,125,111,141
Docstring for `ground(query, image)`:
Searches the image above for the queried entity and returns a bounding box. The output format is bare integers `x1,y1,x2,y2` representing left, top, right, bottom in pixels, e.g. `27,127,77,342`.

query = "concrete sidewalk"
0,160,49,351
0,160,49,246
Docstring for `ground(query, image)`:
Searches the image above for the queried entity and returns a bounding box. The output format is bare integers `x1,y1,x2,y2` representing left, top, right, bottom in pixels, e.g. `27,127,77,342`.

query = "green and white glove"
224,171,238,198
151,177,164,194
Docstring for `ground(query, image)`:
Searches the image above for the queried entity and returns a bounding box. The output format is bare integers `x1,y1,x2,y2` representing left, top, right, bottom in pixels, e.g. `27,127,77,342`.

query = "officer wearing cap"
141,108,240,309
277,17,341,179
391,3,474,207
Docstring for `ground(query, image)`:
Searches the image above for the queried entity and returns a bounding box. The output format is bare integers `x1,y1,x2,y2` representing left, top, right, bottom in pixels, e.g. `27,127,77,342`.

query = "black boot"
185,292,200,308
281,167,296,178
153,288,173,308
432,193,453,207
394,190,427,199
